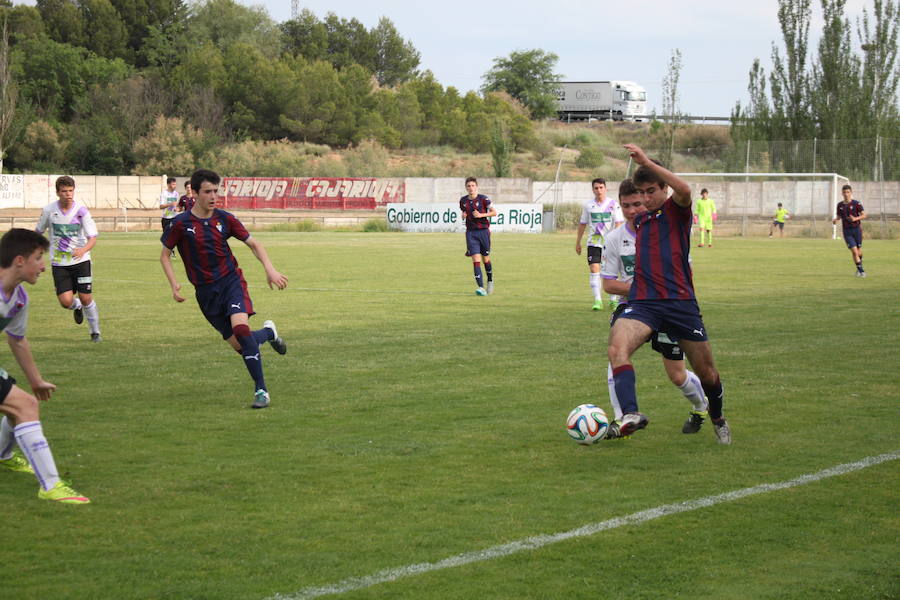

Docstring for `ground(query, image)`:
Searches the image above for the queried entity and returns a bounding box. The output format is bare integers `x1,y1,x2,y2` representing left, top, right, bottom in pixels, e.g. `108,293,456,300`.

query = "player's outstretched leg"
0,416,33,473
485,261,494,294
262,320,287,355
233,324,269,409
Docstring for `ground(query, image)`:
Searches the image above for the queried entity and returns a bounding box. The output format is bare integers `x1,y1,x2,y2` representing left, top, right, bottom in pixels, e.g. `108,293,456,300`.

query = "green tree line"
0,0,538,175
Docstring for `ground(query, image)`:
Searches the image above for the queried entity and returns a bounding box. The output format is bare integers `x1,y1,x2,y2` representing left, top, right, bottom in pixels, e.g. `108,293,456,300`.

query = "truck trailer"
551,81,647,121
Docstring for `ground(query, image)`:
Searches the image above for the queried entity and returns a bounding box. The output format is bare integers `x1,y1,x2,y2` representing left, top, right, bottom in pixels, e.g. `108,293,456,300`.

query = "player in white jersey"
160,177,179,231
0,229,90,503
35,176,102,341
575,177,624,311
600,179,709,438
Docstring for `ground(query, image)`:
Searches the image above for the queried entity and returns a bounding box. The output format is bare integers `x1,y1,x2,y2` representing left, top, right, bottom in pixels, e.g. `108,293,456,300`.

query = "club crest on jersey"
216,222,223,233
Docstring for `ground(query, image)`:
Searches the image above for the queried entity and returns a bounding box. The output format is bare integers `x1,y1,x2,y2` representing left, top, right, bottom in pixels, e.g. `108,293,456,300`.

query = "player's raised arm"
243,236,288,290
624,143,692,206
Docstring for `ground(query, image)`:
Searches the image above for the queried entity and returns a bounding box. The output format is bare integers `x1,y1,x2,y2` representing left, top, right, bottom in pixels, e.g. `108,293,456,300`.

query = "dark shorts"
610,304,684,360
617,299,709,343
52,261,93,296
587,246,603,265
843,227,862,249
0,368,16,403
773,221,784,229
465,228,491,257
195,271,255,339
162,217,173,232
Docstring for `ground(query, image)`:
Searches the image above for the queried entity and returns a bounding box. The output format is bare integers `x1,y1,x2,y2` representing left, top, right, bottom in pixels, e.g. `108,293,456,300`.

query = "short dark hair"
632,159,666,187
591,177,606,186
465,176,477,185
618,179,639,198
701,188,708,194
842,184,852,191
184,180,192,190
55,175,75,191
191,169,220,193
0,229,49,268
777,202,783,207
167,177,176,184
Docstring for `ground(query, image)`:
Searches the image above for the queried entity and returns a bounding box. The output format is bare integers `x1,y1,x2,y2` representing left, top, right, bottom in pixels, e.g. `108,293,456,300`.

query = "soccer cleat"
90,333,102,342
713,417,732,445
264,319,287,355
73,306,84,325
682,410,708,434
592,299,603,311
859,271,866,277
252,389,270,409
475,287,487,296
0,450,34,474
604,421,630,440
608,299,618,310
698,244,704,248
486,281,494,295
618,412,649,436
38,480,90,504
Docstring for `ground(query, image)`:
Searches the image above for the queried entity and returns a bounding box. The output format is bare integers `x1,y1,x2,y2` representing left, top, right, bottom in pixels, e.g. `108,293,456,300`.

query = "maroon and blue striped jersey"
161,209,250,286
835,200,864,229
629,197,695,301
459,194,492,231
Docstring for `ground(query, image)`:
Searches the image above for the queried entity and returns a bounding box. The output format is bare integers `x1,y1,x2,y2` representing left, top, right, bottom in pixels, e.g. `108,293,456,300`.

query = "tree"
370,17,419,86
659,48,684,168
79,0,130,60
188,0,281,59
281,8,328,62
857,0,900,139
132,114,201,175
0,17,16,172
481,49,561,119
770,0,815,139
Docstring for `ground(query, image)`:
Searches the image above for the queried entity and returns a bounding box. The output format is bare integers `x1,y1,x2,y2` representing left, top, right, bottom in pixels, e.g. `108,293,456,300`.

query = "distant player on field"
160,169,288,409
35,176,102,342
177,180,195,213
600,180,708,438
607,144,731,444
575,177,624,310
694,188,716,247
459,177,497,296
769,203,789,237
160,177,179,232
832,184,866,277
0,229,90,503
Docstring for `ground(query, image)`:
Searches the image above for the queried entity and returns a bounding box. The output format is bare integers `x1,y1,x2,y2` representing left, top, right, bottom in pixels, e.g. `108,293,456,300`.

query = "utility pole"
291,0,299,20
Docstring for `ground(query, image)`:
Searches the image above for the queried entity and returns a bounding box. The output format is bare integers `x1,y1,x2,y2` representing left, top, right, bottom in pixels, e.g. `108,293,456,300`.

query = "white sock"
84,301,100,334
608,294,620,305
590,273,602,301
679,370,708,411
607,362,623,421
69,298,83,311
0,416,14,459
14,421,60,491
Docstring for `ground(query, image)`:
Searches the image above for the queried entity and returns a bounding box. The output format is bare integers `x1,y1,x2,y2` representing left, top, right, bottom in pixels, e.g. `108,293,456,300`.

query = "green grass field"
3,232,898,600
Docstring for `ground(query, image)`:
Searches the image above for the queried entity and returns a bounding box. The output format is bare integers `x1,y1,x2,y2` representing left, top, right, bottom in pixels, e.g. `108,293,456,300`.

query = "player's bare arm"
71,236,96,260
602,278,631,296
7,336,56,402
159,246,186,302
575,223,586,254
624,143,692,206
244,237,288,290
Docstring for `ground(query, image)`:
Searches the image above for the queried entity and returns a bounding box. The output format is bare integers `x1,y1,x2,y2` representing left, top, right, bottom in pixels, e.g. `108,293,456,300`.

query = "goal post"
673,172,850,238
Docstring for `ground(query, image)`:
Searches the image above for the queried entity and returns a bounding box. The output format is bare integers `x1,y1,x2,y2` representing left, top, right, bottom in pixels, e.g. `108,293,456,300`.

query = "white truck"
551,81,647,121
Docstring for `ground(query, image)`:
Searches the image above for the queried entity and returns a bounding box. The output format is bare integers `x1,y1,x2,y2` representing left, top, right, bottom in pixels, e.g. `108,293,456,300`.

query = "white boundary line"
267,451,899,600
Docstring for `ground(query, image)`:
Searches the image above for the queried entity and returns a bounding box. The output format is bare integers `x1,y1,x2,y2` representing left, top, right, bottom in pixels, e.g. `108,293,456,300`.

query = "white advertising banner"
386,203,542,233
0,174,24,209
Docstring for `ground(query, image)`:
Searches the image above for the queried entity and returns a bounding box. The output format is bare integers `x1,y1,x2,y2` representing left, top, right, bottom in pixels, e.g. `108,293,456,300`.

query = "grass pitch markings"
267,451,899,600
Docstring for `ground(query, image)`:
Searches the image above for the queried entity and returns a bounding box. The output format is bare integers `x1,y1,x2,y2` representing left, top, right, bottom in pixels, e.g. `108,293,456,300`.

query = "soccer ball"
566,404,610,445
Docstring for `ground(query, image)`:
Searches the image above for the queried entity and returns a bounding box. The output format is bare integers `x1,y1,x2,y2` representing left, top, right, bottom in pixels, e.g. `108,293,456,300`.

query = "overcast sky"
251,0,875,117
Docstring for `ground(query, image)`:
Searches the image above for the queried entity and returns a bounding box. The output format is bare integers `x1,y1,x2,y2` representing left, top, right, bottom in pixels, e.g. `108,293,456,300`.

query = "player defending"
600,180,708,438
160,169,289,409
769,203,789,237
832,185,866,277
0,229,90,503
459,177,497,296
160,177,179,231
607,144,731,444
575,178,624,310
35,176,102,341
695,188,716,247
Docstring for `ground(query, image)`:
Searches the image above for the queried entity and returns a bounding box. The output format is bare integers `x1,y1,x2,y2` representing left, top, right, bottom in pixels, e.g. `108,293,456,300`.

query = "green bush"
575,147,605,169
361,218,390,232
265,220,322,232
552,202,583,230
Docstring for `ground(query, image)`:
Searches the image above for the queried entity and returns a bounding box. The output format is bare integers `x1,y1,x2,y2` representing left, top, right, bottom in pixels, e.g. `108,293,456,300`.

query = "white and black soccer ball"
566,404,610,445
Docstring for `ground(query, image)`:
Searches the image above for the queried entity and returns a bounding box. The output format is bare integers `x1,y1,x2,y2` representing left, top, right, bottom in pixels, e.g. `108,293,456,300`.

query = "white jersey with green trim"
580,197,624,247
0,283,29,339
35,201,98,267
600,221,637,296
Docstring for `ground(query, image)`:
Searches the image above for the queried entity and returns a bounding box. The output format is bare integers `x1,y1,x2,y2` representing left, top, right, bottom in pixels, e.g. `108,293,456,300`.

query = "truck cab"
611,81,647,121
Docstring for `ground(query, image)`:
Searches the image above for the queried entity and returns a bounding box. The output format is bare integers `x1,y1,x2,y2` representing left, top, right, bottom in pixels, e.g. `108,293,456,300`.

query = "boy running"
575,178,624,310
607,144,731,444
35,176,102,341
0,229,90,503
459,177,497,296
600,180,708,438
160,169,288,409
832,185,866,277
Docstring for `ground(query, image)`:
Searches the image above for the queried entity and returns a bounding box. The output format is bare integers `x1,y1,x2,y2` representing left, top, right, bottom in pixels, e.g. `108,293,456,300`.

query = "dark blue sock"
612,365,638,413
473,262,484,287
252,327,274,345
234,325,266,392
702,376,724,420
485,261,493,282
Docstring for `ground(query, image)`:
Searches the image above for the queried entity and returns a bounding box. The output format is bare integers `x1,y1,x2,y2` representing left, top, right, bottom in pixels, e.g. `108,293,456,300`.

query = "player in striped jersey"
575,178,624,310
35,176,102,341
600,180,708,438
0,229,90,503
606,144,731,444
459,177,497,296
160,169,288,409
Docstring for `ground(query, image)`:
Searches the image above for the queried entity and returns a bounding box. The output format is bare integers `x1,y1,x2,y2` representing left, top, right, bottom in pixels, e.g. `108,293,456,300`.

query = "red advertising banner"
220,177,405,210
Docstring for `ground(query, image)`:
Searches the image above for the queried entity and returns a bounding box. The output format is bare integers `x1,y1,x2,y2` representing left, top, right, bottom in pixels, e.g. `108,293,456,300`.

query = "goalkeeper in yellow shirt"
695,188,716,247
